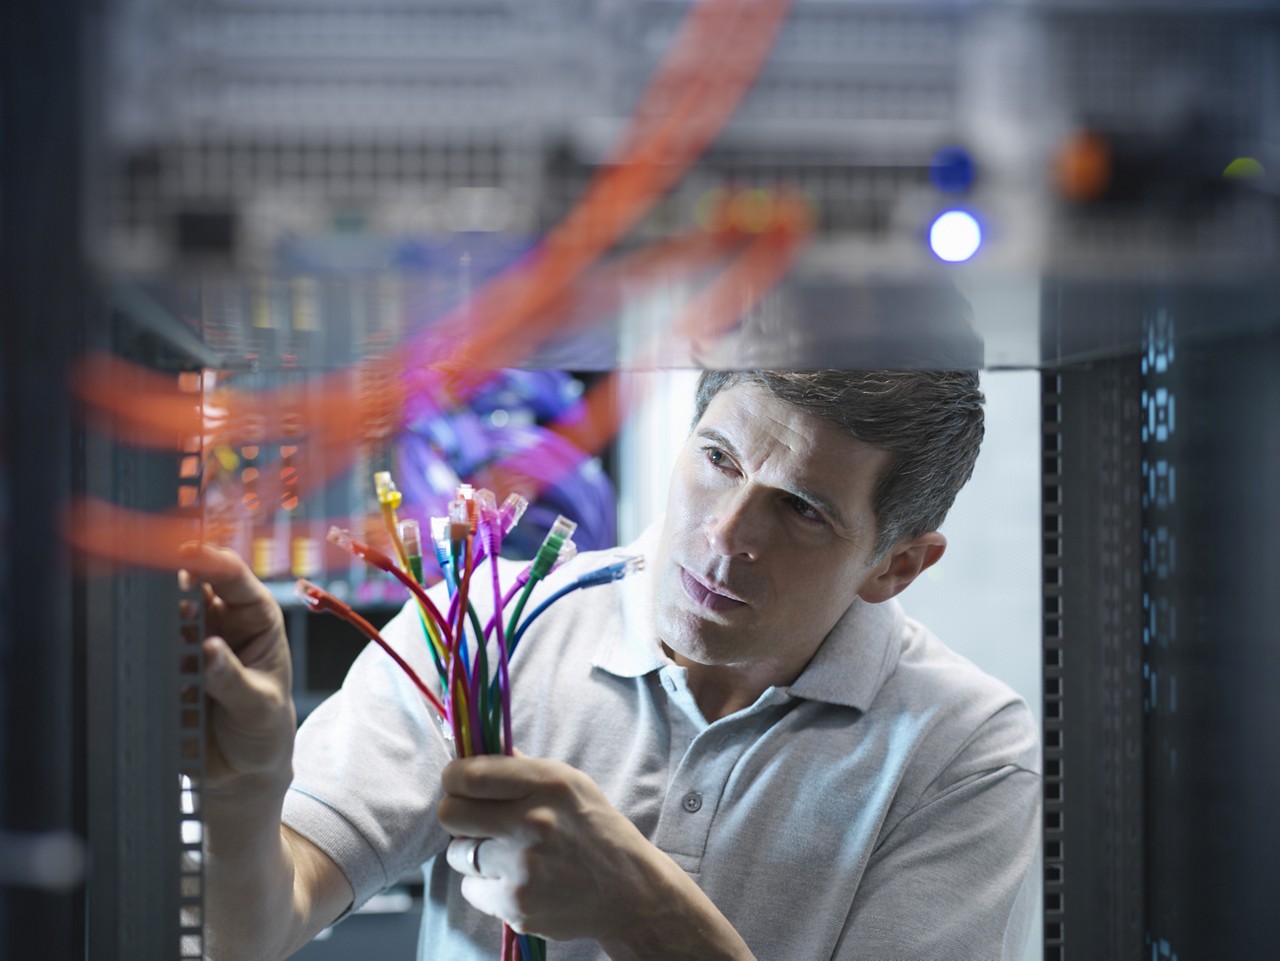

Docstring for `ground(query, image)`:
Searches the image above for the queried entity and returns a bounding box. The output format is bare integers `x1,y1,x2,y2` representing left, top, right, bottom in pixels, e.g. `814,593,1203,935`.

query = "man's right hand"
183,543,353,961
185,543,297,796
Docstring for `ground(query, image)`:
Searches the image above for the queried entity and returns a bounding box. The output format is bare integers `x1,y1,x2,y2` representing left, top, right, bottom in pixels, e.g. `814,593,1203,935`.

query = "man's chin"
658,598,757,657
659,627,740,670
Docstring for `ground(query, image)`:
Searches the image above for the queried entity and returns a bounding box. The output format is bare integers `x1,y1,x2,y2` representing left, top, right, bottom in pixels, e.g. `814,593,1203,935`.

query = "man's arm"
186,545,354,961
203,789,352,960
438,755,756,961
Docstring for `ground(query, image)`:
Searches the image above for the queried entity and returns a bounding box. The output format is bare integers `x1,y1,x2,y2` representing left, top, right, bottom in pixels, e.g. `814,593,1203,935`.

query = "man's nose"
704,487,763,560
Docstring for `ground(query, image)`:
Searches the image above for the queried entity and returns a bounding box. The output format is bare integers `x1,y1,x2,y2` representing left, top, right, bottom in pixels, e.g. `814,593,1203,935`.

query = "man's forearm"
203,779,314,961
597,847,757,961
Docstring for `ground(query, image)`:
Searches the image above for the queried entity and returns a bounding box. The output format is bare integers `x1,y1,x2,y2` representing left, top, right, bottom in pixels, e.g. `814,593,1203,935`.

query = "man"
196,369,1040,960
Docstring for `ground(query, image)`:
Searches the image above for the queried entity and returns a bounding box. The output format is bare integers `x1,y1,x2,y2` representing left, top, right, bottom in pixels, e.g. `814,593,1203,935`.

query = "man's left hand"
437,755,654,943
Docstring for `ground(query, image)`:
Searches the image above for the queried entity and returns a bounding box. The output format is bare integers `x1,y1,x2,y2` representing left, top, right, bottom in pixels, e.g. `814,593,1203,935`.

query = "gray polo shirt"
284,525,1041,960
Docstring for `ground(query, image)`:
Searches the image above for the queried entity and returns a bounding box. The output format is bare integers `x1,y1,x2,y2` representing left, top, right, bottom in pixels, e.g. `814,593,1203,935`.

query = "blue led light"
930,145,975,193
928,210,982,263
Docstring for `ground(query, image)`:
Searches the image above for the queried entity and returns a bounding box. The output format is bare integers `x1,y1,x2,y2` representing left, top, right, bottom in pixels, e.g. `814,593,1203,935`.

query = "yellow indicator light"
1223,157,1264,180
214,446,240,473
729,188,776,234
292,538,320,578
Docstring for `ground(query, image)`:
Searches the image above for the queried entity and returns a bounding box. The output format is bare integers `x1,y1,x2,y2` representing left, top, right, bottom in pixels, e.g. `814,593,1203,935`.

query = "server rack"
1036,287,1280,960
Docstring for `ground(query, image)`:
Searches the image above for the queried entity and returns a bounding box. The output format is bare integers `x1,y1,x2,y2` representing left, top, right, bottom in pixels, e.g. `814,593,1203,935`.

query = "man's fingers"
179,542,275,609
185,545,284,662
447,846,539,937
439,756,579,839
458,875,534,934
440,755,550,801
437,794,523,840
203,635,283,723
445,836,505,879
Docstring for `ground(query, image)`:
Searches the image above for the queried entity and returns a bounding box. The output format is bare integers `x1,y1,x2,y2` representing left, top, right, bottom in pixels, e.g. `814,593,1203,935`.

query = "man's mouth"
679,567,747,612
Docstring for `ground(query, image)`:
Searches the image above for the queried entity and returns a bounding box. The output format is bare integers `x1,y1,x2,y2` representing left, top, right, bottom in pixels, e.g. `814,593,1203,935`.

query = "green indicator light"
1223,157,1264,180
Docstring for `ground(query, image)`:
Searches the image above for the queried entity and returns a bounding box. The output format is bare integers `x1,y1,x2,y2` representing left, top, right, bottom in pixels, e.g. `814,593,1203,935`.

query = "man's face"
654,382,895,678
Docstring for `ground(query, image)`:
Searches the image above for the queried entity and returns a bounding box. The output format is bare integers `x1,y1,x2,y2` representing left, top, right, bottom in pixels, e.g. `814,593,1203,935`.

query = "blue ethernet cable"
508,556,645,656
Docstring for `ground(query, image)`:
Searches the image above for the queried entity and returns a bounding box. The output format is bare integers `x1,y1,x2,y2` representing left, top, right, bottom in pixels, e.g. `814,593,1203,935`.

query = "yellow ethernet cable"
374,470,411,570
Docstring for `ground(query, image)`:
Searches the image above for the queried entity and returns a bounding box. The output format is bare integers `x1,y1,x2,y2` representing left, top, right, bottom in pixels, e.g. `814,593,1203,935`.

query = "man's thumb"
203,635,262,718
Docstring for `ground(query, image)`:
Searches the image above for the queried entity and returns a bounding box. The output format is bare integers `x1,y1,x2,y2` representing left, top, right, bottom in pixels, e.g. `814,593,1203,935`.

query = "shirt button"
681,792,703,813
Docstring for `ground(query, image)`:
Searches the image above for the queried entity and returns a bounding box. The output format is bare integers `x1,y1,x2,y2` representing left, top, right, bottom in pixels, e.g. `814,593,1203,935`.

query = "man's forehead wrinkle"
753,409,810,458
712,391,814,462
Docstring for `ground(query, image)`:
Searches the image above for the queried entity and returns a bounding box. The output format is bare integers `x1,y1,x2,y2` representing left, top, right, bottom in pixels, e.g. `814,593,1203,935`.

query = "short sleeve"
282,601,456,912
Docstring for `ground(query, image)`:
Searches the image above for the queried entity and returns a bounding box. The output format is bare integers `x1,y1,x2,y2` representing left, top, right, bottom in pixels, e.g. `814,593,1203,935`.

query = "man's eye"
702,446,731,470
788,496,823,524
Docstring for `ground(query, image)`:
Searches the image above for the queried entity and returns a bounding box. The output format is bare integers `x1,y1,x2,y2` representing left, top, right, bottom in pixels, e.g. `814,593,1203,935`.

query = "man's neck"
664,648,796,723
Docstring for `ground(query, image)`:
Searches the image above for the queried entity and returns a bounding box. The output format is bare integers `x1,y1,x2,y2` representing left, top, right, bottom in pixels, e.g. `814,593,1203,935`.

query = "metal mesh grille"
1040,371,1065,961
1042,355,1147,960
177,371,206,960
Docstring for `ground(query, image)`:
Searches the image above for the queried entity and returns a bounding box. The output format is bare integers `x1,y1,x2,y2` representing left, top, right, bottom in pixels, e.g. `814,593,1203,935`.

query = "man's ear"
857,532,947,604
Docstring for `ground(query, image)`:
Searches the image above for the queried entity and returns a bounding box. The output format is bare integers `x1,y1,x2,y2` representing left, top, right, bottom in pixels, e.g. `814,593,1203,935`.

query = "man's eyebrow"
790,484,852,530
695,427,853,530
696,427,740,459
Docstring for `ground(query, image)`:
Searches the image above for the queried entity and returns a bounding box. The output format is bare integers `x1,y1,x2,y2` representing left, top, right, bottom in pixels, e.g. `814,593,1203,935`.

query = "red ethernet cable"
295,579,446,722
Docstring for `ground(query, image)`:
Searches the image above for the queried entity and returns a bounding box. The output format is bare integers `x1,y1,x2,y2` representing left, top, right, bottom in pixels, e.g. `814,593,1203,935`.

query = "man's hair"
693,369,985,559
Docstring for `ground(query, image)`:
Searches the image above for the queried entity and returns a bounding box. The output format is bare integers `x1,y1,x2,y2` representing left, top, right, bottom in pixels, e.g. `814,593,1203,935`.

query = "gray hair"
693,369,984,559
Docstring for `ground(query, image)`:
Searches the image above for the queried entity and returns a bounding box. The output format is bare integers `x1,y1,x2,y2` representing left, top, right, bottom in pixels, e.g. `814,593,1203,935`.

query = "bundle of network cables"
296,471,642,961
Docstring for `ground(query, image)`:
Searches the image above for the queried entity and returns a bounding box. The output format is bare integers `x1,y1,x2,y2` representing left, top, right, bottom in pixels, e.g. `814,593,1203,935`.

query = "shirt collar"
592,521,904,712
783,594,903,712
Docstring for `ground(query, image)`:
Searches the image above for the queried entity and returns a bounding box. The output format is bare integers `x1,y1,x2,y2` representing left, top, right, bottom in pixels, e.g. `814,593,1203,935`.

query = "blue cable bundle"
396,369,616,557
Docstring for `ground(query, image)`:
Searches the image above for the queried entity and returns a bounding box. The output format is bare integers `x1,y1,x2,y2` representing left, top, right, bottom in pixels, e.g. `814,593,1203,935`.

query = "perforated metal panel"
177,374,207,961
1041,359,1145,961
1040,371,1065,957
